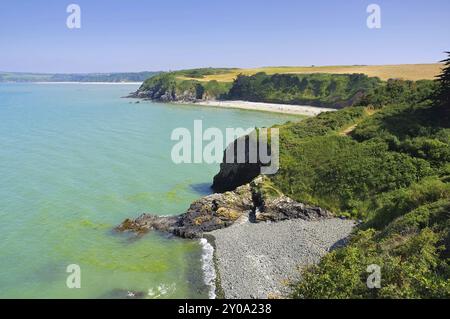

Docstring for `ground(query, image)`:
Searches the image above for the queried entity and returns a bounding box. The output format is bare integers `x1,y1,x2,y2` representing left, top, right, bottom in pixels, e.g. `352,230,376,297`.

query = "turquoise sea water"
0,83,298,298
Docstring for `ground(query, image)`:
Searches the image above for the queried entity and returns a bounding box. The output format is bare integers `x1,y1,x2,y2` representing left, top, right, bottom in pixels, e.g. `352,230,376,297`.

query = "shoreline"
177,100,337,116
199,238,217,299
206,218,356,299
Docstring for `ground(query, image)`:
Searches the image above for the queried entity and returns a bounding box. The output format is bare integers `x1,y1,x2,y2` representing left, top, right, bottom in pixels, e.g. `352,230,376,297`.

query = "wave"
199,238,216,299
147,283,176,299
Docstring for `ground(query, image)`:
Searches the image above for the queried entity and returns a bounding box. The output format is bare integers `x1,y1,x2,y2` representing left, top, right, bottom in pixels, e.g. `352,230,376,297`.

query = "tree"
434,51,450,116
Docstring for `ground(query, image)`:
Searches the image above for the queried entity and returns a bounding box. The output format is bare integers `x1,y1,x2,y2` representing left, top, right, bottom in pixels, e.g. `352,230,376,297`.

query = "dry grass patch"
177,64,443,83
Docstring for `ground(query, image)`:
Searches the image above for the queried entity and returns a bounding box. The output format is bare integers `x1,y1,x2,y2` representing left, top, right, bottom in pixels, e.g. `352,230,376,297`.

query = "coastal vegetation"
136,69,232,101
276,56,450,298
135,68,437,109
131,60,449,298
227,73,380,107
207,54,449,298
273,103,448,218
226,73,436,108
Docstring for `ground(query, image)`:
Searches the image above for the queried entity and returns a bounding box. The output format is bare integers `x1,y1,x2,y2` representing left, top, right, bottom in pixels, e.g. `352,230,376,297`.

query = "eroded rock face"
115,176,333,239
212,135,263,193
128,84,204,103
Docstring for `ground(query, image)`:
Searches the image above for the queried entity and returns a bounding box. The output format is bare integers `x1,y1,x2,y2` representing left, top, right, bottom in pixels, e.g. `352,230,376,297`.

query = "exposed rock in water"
114,214,179,235
115,176,332,239
115,184,252,239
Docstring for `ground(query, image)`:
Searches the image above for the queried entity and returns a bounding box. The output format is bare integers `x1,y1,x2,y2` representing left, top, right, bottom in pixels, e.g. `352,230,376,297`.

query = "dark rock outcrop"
174,184,253,238
255,195,332,222
250,176,332,222
114,214,179,235
212,134,264,193
115,176,332,239
128,88,199,103
116,184,253,238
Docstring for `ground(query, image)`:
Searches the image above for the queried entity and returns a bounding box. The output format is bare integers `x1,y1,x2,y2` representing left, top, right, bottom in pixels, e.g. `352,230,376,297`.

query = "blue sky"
0,0,449,73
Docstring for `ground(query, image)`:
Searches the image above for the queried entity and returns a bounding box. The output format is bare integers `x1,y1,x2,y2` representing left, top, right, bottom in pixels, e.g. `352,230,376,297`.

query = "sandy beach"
207,218,356,299
189,100,337,116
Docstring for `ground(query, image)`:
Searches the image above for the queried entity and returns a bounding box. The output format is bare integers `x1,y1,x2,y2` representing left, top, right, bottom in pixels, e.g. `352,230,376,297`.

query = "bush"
365,177,450,229
227,73,381,108
286,100,449,299
275,138,433,217
292,223,449,299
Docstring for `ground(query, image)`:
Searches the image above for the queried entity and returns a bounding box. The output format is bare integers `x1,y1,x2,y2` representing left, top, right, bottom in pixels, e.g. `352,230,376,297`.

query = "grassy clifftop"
137,67,437,108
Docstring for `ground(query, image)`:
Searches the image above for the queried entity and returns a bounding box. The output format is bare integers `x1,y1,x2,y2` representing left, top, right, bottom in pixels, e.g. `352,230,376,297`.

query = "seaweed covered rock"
174,184,253,238
116,184,253,238
114,214,179,235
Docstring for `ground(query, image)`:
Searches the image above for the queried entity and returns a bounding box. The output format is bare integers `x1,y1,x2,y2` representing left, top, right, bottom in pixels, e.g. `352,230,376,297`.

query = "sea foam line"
199,238,216,299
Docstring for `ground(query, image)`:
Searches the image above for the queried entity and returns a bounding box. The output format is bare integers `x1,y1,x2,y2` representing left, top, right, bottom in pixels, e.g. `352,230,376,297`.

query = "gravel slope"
208,218,356,299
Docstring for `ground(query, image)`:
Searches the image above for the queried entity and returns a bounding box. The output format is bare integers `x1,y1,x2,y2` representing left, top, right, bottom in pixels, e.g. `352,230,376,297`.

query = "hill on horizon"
0,71,160,83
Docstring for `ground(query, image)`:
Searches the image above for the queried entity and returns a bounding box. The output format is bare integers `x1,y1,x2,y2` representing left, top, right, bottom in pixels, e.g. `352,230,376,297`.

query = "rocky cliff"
115,176,332,238
127,72,231,103
212,134,264,192
128,83,203,102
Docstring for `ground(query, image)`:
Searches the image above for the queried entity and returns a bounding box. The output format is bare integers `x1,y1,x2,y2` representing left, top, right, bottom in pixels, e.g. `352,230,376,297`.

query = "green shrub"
227,73,381,108
274,81,449,298
292,224,449,299
366,177,450,229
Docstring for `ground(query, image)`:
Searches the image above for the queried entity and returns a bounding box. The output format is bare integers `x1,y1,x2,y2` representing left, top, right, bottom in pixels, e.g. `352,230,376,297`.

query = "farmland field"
176,63,443,82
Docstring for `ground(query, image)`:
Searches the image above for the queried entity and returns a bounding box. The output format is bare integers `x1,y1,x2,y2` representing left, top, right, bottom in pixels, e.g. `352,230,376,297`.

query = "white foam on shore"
199,238,217,299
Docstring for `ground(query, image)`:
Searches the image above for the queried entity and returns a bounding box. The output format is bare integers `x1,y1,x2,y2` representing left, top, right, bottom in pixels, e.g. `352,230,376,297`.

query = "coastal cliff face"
212,134,264,192
128,71,231,102
129,83,203,102
116,176,332,238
